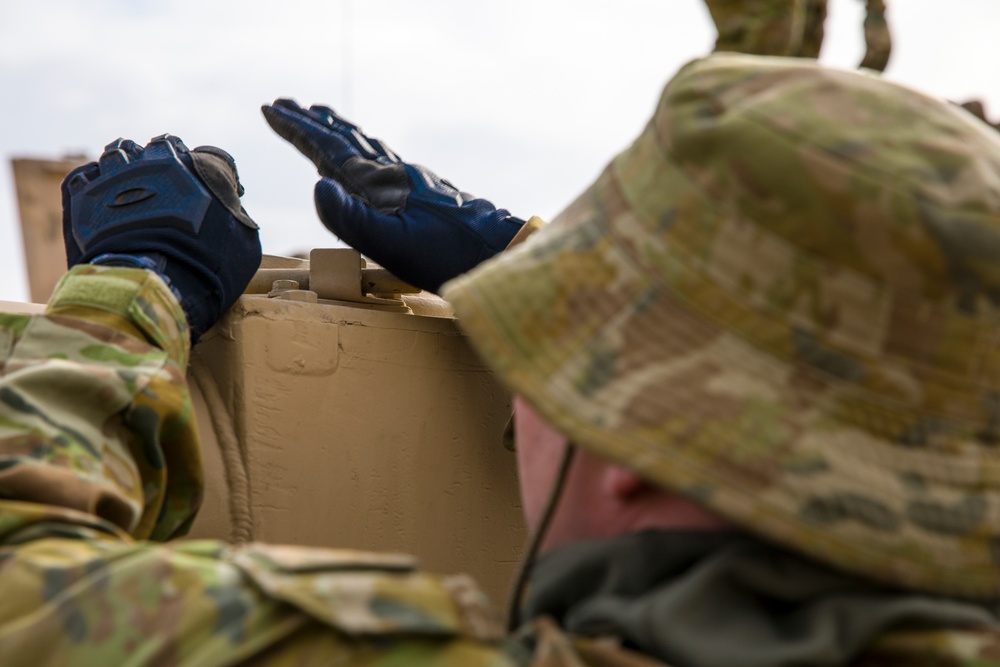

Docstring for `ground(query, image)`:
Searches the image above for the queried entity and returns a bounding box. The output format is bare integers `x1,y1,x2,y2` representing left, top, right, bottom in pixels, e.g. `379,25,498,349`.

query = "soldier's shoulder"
231,543,506,643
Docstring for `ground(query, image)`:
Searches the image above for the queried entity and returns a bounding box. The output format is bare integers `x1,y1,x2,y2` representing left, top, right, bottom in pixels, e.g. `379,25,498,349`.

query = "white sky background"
1,0,998,302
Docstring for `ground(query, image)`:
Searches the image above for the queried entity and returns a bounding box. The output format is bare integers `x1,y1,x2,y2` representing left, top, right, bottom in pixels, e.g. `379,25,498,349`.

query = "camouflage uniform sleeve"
860,0,891,72
704,0,827,58
703,0,890,71
0,265,202,544
0,538,521,665
506,216,547,251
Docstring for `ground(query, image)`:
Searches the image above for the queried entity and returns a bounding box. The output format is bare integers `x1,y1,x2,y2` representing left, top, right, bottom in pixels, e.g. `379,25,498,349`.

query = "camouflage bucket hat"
443,53,1000,598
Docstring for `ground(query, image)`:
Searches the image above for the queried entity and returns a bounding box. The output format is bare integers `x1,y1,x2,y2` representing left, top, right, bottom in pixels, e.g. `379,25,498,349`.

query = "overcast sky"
2,0,999,302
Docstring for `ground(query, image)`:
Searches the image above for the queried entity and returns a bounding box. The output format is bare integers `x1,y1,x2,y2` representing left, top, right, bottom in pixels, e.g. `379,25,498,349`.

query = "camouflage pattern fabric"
705,0,891,71
443,53,1000,600
706,0,826,58
859,0,891,71
0,537,512,665
0,264,198,544
961,100,1000,133
0,265,513,665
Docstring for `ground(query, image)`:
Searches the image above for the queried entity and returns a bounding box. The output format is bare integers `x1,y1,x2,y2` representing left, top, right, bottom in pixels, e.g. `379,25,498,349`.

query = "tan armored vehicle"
9,157,526,606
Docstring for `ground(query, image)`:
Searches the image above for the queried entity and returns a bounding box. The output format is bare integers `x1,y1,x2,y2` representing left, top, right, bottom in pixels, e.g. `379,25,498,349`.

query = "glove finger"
268,100,372,159
262,100,365,178
192,144,237,167
97,137,144,175
63,161,102,196
189,146,259,230
142,133,192,160
306,104,399,162
192,145,244,195
367,137,402,164
307,104,361,132
314,176,387,254
405,163,463,204
116,138,144,162
305,104,403,164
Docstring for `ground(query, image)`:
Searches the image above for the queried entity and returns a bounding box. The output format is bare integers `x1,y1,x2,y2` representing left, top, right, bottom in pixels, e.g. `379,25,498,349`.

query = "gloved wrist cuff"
89,252,164,272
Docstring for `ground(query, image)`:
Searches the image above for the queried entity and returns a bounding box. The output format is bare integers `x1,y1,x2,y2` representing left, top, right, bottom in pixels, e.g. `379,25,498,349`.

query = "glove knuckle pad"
70,157,212,254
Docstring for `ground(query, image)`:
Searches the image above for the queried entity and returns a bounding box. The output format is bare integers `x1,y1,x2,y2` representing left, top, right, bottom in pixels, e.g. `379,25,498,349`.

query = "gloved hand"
262,99,525,293
62,134,262,342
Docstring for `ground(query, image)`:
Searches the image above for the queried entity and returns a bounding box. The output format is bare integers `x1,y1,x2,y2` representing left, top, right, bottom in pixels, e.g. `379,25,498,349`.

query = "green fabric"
47,265,190,368
524,531,1000,667
47,273,139,317
0,537,514,666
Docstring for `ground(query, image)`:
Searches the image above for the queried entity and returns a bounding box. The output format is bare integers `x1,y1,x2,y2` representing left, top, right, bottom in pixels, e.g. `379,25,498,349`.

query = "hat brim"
444,131,1000,599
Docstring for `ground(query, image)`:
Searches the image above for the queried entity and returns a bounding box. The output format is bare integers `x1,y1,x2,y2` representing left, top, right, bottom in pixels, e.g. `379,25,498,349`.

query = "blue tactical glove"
261,99,525,293
62,134,262,342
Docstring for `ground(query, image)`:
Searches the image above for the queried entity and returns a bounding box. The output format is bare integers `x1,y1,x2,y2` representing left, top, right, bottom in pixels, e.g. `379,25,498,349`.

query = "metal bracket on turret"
246,248,420,313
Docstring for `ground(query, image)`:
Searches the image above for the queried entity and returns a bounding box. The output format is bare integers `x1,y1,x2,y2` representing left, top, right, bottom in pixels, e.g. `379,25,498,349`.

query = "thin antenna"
342,0,353,116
